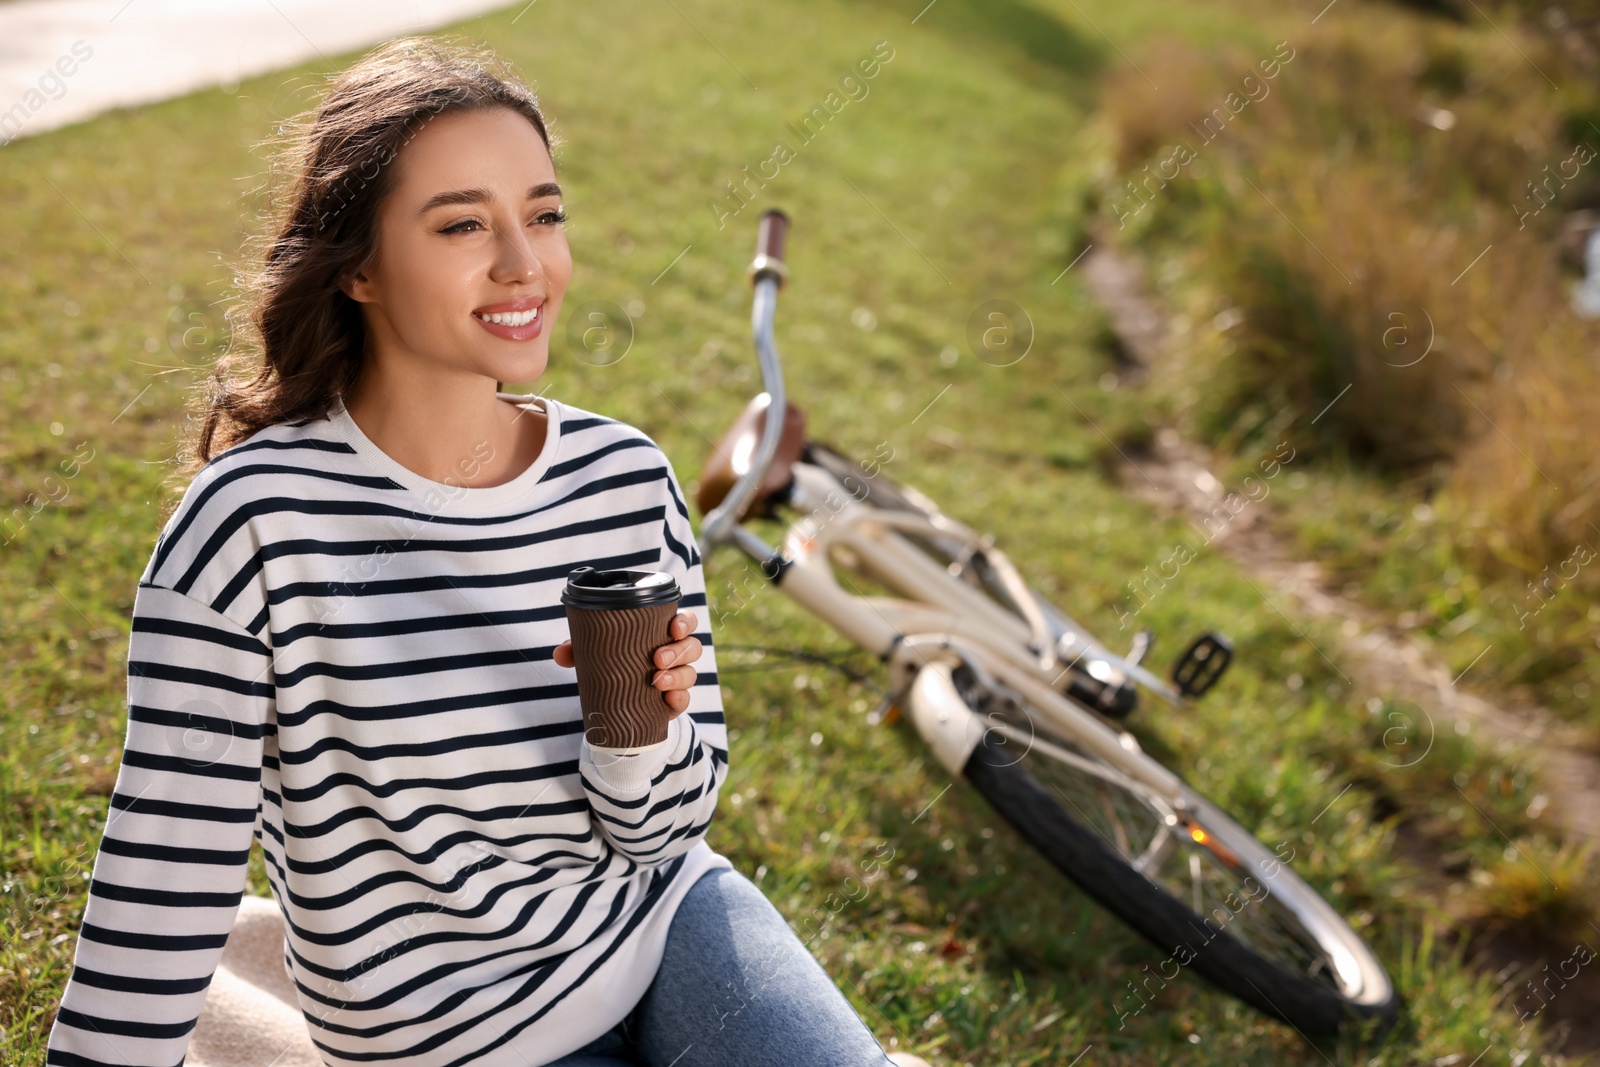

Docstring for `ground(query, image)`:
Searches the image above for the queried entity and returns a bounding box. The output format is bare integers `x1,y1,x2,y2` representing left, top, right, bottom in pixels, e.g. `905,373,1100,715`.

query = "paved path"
0,0,520,146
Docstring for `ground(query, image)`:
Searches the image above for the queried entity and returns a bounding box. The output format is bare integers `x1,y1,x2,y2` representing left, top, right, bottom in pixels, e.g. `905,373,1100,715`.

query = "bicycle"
690,209,1402,1039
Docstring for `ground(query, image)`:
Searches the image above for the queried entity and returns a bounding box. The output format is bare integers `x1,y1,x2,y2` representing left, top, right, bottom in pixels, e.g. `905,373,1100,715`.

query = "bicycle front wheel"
910,659,1401,1038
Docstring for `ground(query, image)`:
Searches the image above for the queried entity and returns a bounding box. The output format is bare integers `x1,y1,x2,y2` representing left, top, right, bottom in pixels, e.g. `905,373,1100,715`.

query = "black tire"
943,672,1402,1038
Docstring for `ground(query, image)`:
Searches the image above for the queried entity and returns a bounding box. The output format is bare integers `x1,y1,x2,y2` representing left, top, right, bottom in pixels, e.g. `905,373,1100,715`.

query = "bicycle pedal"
1171,631,1232,698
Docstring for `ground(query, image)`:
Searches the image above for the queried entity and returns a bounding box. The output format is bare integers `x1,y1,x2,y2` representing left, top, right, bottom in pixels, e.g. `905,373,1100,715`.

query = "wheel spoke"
1096,781,1133,856
1189,852,1205,917
1132,820,1176,875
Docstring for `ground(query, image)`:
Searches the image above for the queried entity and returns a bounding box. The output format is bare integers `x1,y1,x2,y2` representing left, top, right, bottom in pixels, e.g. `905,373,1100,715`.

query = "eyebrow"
417,181,562,216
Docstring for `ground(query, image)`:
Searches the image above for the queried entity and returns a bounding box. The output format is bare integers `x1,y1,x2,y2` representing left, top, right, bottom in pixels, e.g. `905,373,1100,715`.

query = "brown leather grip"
756,209,789,264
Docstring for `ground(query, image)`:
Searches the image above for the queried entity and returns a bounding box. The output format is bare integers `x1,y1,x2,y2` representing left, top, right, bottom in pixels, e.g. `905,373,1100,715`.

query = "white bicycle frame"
695,270,1192,804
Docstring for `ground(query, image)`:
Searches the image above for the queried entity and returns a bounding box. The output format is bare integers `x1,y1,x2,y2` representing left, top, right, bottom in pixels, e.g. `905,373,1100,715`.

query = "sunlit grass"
1,0,1593,1064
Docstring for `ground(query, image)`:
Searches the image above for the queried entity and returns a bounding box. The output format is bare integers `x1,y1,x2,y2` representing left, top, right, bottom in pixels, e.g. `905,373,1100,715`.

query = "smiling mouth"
474,306,540,327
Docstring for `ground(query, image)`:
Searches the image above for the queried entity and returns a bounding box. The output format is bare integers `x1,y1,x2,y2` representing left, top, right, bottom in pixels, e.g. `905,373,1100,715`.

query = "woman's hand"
552,610,704,718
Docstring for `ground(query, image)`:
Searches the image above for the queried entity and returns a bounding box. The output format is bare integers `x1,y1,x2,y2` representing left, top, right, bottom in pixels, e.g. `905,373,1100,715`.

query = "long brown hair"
165,34,561,513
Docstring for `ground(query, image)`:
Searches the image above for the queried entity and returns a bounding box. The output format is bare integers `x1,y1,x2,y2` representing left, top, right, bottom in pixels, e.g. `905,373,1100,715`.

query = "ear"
341,269,370,303
341,261,379,304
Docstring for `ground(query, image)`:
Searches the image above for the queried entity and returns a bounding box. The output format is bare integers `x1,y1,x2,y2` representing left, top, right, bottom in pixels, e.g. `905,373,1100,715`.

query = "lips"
472,296,547,341
473,297,544,327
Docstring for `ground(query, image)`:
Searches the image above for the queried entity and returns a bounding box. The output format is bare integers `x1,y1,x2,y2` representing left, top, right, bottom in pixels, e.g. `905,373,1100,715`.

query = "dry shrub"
1087,0,1600,735
1100,36,1232,171
1270,16,1570,212
1105,10,1599,559
1449,311,1600,581
1269,162,1493,465
1188,160,1503,465
1274,164,1593,459
1469,837,1597,941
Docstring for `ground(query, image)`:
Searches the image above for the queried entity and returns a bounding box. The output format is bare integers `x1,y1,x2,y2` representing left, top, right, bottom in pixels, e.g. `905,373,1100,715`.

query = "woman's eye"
440,209,566,235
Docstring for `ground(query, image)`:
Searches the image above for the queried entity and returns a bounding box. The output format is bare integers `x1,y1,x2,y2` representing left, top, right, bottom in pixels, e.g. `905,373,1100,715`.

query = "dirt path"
1077,237,1600,1056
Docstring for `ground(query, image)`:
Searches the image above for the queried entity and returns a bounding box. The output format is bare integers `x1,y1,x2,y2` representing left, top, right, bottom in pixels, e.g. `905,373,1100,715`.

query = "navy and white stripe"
46,395,733,1067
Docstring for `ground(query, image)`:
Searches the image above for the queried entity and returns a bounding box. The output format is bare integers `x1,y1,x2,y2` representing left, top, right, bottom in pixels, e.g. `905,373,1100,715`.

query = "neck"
343,372,546,489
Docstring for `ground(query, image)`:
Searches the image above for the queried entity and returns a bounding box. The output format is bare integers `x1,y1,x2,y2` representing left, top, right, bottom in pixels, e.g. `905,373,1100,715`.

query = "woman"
44,35,916,1067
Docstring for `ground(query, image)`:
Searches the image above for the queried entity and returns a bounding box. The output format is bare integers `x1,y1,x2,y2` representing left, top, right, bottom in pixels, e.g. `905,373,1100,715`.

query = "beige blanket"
187,894,323,1067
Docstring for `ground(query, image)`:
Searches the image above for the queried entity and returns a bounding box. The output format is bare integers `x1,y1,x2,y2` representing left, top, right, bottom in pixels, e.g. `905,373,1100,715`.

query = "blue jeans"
546,865,894,1066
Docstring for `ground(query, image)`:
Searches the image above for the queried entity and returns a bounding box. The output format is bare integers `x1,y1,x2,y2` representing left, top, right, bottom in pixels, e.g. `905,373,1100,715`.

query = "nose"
489,222,545,285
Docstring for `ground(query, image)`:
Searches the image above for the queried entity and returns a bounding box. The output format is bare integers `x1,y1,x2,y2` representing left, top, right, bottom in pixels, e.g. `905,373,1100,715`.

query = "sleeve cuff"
583,715,685,791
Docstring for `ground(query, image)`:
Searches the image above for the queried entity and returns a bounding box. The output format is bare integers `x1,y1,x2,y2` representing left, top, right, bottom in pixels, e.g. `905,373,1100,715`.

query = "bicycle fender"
906,662,986,778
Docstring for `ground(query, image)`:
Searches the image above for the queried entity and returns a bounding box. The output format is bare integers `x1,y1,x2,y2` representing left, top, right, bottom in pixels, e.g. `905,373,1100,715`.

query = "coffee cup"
561,566,683,750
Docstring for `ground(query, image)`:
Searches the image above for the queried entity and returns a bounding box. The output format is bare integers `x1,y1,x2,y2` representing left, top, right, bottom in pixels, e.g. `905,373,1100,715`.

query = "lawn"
0,0,1590,1064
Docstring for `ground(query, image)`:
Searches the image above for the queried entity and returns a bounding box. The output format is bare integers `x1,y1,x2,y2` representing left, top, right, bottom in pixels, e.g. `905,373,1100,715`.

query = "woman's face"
343,106,571,390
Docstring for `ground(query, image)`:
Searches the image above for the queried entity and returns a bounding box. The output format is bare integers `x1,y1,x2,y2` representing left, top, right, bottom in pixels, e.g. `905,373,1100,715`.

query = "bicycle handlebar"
696,209,792,562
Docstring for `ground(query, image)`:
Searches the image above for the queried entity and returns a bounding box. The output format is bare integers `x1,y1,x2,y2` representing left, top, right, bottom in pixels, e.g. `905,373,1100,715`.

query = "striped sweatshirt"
45,391,733,1067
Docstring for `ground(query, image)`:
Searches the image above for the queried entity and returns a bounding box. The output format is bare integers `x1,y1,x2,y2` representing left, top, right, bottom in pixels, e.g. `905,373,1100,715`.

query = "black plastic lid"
561,566,680,609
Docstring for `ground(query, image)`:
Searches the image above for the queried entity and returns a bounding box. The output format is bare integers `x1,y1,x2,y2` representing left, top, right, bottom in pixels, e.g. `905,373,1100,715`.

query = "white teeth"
478,307,539,327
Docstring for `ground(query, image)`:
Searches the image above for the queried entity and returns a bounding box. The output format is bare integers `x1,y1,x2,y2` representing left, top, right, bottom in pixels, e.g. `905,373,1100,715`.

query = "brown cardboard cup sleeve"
563,597,680,750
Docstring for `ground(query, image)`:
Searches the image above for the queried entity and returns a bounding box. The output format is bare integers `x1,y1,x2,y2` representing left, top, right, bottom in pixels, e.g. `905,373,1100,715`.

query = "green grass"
0,0,1592,1064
